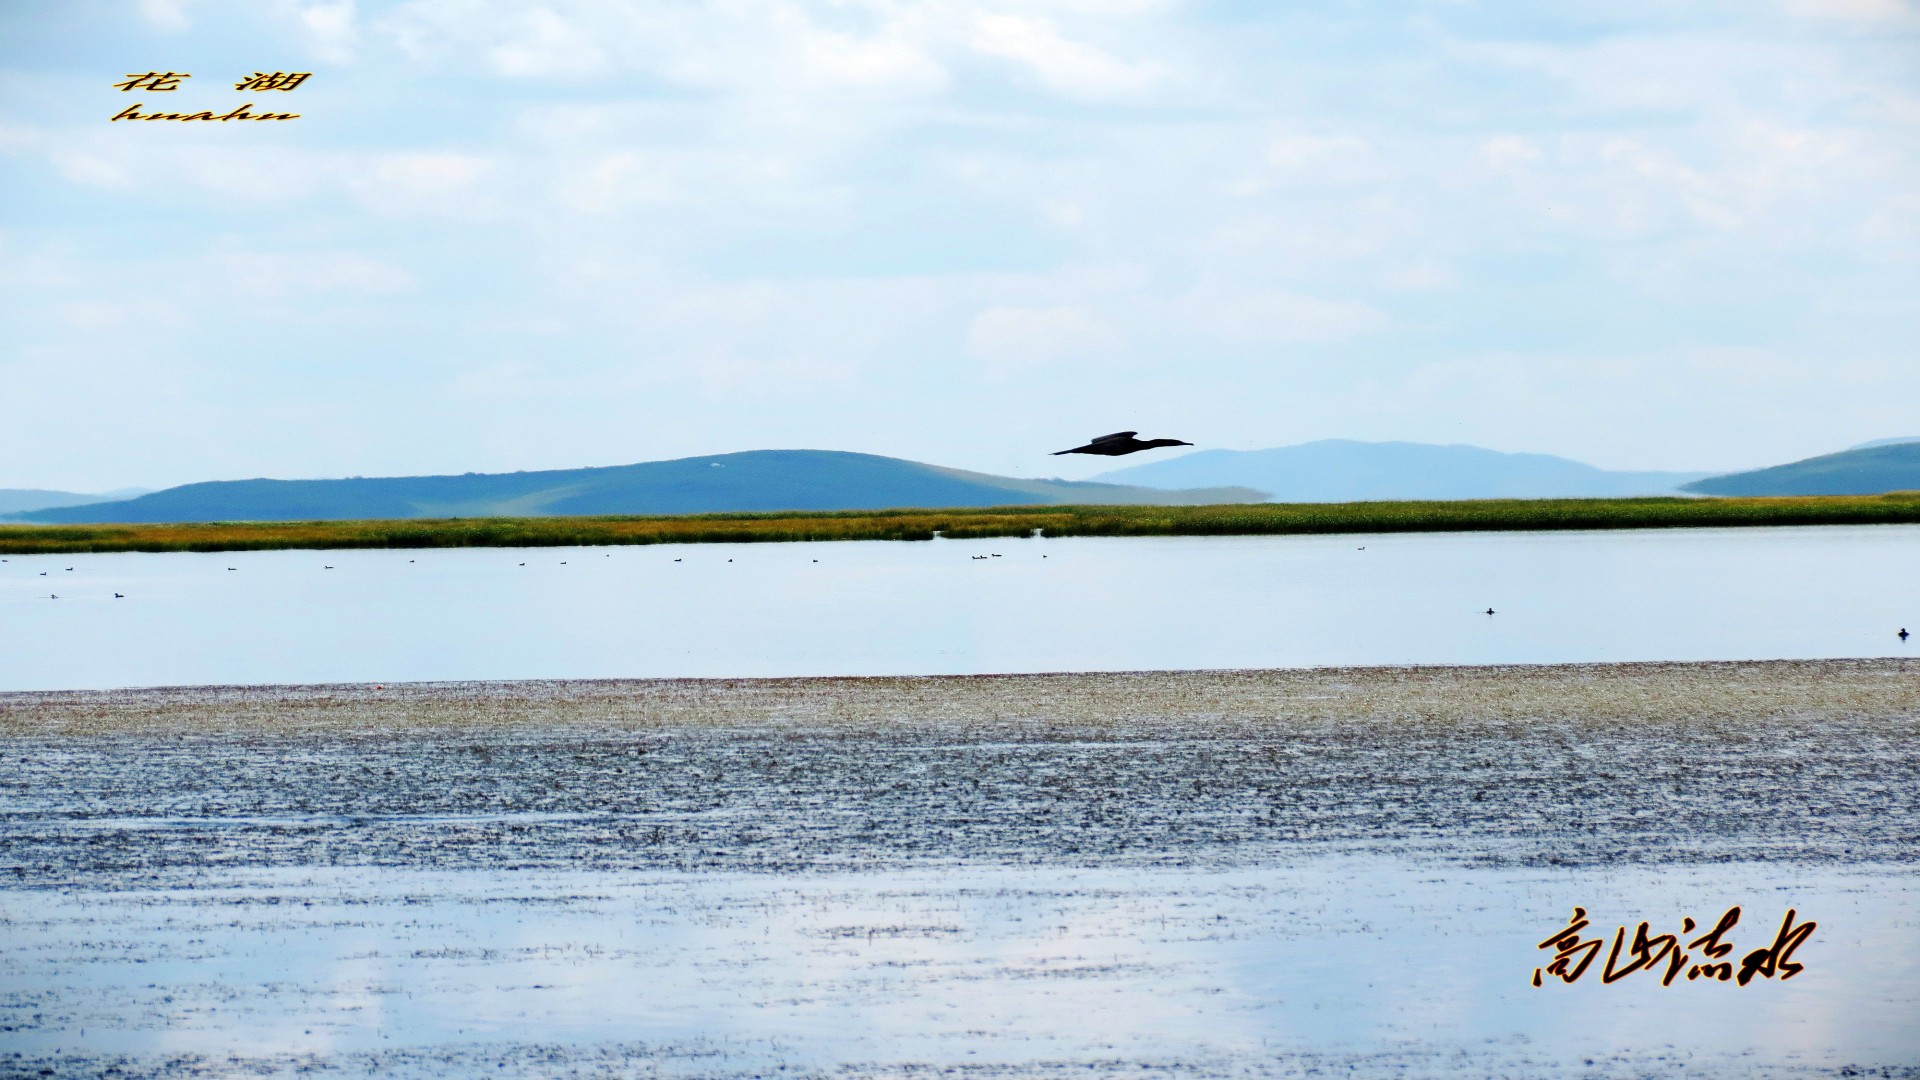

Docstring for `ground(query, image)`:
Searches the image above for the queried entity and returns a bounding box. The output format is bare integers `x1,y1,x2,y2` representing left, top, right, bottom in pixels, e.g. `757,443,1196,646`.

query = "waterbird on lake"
1052,431,1193,457
114,593,124,598
1902,628,1911,641
1485,608,1496,615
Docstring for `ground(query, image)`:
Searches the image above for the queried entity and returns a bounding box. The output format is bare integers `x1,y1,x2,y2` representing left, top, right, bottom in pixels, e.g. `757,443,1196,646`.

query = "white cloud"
48,149,134,190
216,251,418,296
1264,134,1370,171
351,152,496,214
7,0,1920,486
799,26,947,92
57,298,194,331
554,151,676,212
1481,135,1542,173
967,13,1158,98
1380,260,1457,291
297,0,361,63
966,304,1116,375
489,8,608,77
138,0,192,31
1169,282,1387,345
1782,0,1920,24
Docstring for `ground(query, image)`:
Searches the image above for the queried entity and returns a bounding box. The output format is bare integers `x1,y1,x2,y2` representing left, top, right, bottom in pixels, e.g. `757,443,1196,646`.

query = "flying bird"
1052,431,1193,457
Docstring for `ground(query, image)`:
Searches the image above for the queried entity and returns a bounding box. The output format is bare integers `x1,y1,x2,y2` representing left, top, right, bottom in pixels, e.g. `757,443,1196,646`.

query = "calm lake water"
2,524,1915,691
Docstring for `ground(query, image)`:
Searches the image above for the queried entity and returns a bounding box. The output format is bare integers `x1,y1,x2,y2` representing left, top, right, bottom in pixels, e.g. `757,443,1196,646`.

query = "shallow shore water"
6,526,1918,690
4,660,1918,1077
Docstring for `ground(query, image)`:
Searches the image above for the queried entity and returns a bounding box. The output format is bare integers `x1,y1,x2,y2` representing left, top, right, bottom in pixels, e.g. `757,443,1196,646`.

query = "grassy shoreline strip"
2,494,1918,555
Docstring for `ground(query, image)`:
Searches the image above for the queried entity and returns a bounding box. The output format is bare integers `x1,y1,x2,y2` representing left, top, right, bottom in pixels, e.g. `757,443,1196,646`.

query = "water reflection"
4,860,1914,1072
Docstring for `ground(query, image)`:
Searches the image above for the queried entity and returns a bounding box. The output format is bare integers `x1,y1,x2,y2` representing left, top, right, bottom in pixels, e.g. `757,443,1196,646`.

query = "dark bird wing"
1052,431,1146,455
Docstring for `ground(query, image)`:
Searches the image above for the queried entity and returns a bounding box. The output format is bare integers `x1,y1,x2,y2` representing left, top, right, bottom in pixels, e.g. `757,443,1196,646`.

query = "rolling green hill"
1684,442,1920,496
12,450,1264,524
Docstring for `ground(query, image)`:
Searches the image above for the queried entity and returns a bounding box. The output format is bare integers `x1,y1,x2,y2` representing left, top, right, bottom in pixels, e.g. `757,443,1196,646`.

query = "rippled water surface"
3,524,1916,690
5,662,1918,1075
7,861,1915,1077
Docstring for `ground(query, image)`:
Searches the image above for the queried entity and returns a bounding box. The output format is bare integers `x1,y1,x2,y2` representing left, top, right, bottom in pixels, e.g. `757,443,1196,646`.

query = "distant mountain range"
0,487,152,516
12,451,1262,524
11,437,1919,525
1093,440,1708,501
1683,442,1920,497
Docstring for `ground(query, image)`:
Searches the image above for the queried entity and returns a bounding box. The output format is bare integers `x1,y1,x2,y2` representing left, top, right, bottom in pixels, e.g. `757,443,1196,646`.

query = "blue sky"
2,0,1917,490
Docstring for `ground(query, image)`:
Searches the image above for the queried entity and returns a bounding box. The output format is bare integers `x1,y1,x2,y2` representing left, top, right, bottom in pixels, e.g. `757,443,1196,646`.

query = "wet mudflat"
3,660,1918,1077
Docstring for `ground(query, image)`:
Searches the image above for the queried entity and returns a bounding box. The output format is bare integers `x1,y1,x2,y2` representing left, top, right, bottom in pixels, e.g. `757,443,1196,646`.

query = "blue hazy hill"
1094,440,1707,501
0,488,151,516
1683,442,1920,497
14,450,1265,524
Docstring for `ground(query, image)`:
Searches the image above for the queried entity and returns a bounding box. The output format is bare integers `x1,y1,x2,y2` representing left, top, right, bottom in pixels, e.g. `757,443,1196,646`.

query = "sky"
1,0,1917,491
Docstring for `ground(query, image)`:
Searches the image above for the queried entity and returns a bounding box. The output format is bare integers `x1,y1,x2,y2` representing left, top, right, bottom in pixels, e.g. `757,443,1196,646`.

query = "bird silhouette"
114,593,124,598
1052,431,1193,456
1485,608,1496,615
1902,628,1910,641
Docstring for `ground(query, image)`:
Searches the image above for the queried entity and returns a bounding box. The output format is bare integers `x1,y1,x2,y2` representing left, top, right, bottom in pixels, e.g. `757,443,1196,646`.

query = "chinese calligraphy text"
1535,906,1814,987
111,71,310,122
